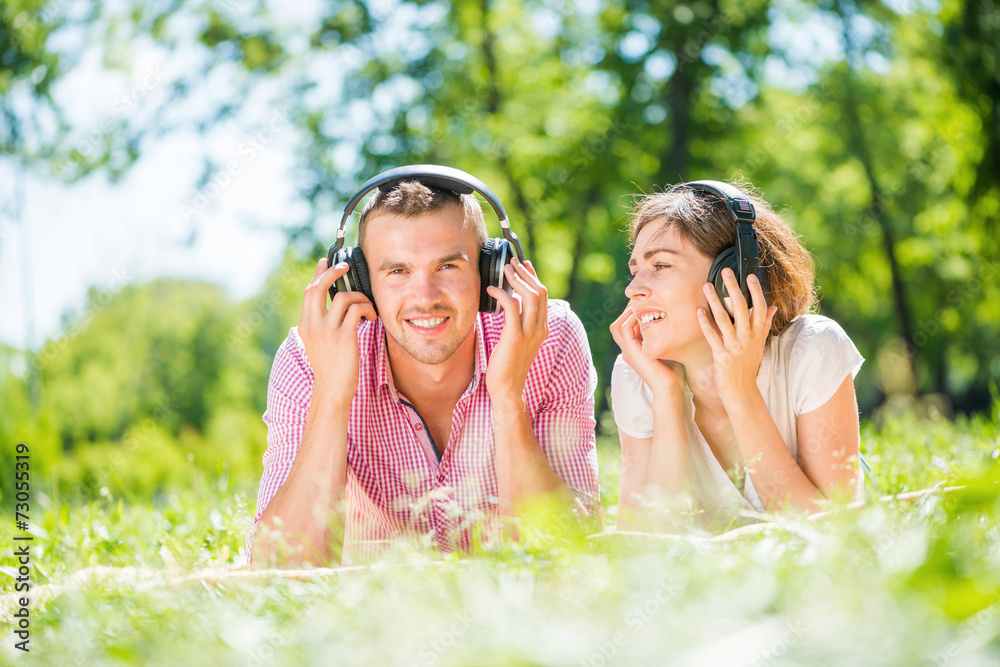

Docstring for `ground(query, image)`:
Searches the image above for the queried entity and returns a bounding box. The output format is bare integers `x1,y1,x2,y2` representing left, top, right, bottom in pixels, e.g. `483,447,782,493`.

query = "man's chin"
402,343,455,365
384,317,476,366
387,330,457,365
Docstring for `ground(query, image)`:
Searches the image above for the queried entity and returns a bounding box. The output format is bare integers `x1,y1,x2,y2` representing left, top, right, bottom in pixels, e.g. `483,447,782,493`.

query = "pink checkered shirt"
248,299,600,565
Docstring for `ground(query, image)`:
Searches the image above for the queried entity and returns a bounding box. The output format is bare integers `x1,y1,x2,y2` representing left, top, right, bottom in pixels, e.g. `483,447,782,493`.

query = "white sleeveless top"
610,314,864,516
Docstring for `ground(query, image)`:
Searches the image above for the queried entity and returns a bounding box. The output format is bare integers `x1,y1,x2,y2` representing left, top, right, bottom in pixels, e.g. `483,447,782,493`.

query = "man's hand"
252,257,371,568
485,257,549,404
298,258,376,407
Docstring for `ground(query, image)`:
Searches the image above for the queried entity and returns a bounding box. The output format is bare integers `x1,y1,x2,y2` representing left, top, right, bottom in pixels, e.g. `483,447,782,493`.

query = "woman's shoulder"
766,313,865,414
779,312,850,336
610,355,659,439
773,313,857,357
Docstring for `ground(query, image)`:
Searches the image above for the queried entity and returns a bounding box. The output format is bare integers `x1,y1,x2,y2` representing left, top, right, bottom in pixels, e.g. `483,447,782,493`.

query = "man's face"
365,205,482,366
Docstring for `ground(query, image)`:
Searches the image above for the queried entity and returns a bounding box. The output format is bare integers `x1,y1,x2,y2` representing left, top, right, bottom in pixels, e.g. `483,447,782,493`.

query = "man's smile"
405,316,451,334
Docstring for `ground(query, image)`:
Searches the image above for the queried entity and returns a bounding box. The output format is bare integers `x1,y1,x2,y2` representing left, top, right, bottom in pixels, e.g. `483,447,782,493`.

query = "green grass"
2,406,1000,666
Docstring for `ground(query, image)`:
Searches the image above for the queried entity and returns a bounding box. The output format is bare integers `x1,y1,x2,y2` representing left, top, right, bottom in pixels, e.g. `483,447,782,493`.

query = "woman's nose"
625,273,648,299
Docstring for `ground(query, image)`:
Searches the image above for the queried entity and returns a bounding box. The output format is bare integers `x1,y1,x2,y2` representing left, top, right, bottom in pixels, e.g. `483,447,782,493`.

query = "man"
248,174,600,567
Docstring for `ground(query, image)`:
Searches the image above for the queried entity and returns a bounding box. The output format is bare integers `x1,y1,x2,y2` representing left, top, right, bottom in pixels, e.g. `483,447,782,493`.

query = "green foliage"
0,1,61,103
0,253,316,502
5,0,999,415
862,396,1000,496
0,345,62,504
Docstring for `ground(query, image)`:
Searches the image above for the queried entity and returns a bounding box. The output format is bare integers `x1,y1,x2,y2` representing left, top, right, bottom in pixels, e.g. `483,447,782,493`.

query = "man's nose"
410,270,445,303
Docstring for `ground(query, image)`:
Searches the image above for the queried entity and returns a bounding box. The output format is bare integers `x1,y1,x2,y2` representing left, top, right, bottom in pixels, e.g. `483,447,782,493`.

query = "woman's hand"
697,268,777,411
610,304,684,400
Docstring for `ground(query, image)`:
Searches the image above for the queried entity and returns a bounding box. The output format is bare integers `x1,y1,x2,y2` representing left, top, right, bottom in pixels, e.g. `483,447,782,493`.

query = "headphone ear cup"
329,247,378,316
348,247,377,315
479,238,495,313
708,246,740,316
328,247,349,302
479,238,513,313
755,265,771,305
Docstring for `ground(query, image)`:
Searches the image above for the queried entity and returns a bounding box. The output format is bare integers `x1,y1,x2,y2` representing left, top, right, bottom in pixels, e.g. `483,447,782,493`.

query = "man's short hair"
357,180,488,253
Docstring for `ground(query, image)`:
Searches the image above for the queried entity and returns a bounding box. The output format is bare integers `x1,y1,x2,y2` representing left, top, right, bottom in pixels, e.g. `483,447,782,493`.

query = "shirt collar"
373,318,396,397
472,314,489,380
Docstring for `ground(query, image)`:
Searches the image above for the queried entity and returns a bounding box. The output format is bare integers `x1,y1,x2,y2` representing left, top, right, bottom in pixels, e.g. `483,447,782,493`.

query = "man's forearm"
491,395,579,515
252,389,350,568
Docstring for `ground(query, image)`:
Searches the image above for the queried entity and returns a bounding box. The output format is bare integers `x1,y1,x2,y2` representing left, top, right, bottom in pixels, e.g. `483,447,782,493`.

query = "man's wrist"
490,390,531,430
490,390,529,424
311,381,355,415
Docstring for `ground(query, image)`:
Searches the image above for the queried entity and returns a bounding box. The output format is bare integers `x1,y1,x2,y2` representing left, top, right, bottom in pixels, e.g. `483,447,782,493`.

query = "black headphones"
673,180,771,314
327,164,525,316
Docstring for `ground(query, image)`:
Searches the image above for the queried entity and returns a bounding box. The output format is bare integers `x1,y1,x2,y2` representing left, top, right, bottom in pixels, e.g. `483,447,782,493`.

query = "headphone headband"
676,179,756,223
333,164,522,260
672,178,770,313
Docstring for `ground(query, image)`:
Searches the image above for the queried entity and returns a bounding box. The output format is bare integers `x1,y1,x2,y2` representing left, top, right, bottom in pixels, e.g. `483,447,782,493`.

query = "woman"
609,180,864,531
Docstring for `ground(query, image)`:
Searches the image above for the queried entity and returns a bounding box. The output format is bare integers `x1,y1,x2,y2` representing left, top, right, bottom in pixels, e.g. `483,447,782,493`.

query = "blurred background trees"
1,0,997,500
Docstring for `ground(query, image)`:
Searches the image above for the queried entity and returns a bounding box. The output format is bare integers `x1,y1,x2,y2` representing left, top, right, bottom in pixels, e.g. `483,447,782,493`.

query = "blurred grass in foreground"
1,404,999,666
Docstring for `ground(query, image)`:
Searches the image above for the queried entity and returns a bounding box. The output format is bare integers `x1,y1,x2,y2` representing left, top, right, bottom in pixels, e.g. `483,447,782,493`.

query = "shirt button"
414,423,423,431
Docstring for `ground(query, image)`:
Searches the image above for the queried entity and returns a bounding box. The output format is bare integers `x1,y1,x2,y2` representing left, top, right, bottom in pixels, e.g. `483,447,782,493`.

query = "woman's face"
625,220,715,361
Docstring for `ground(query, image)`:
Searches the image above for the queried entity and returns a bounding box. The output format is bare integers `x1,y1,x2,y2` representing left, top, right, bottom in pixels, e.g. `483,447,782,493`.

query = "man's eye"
440,264,457,270
654,264,671,271
390,269,407,275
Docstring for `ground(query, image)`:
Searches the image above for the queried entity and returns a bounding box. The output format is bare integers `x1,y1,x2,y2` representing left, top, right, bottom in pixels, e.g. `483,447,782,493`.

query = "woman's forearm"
642,395,690,497
616,389,690,531
634,394,692,533
726,392,824,513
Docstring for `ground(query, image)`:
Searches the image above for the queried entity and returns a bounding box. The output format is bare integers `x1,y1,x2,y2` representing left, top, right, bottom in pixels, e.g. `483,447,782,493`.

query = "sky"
0,134,296,351
0,101,303,352
0,2,327,352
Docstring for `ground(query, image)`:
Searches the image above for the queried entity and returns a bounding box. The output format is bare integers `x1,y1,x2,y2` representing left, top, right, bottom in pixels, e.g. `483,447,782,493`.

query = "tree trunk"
663,60,693,182
836,1,921,390
565,190,600,304
479,0,537,261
